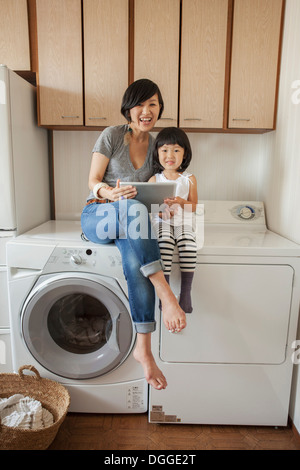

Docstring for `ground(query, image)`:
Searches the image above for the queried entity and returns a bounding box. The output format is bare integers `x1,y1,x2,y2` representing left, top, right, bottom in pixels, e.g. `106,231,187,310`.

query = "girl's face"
129,94,161,132
158,143,185,172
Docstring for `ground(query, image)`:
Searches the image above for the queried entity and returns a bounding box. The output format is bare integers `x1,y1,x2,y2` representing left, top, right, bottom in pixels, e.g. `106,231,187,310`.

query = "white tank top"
154,171,192,199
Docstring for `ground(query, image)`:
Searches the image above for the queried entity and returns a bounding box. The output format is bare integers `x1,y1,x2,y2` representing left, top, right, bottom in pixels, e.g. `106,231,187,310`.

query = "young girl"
149,127,198,315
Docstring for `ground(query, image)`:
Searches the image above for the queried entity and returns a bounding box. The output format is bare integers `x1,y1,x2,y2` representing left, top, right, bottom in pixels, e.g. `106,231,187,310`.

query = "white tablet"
119,181,176,211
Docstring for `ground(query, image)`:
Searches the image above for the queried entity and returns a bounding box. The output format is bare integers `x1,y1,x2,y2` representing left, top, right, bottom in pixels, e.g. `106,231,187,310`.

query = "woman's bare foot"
133,333,167,390
149,270,187,333
161,296,186,333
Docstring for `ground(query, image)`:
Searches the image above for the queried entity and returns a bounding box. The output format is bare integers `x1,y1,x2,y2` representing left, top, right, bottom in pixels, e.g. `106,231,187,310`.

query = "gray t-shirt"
87,125,155,200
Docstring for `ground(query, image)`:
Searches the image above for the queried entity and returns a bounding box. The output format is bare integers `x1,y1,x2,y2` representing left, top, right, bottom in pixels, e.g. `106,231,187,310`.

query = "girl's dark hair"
121,79,164,121
153,127,192,173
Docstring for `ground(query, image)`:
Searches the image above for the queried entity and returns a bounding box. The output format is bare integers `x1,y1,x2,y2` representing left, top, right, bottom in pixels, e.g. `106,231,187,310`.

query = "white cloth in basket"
0,394,54,429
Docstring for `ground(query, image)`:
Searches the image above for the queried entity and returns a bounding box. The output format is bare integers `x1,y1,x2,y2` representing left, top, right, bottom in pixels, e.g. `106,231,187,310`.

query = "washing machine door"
21,273,134,379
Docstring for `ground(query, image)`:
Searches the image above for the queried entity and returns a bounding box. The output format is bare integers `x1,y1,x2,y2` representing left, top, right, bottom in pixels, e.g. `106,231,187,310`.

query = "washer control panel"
44,246,122,272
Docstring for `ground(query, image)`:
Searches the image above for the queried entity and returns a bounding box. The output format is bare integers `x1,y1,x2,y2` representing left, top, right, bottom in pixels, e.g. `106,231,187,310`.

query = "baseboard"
289,416,300,444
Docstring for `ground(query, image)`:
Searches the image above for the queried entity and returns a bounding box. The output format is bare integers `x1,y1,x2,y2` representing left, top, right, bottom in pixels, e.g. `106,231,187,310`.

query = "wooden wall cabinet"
228,0,284,130
179,0,229,129
36,0,83,126
36,0,129,127
135,0,285,132
134,0,180,128
0,0,31,71
180,0,284,131
34,0,284,132
83,0,129,127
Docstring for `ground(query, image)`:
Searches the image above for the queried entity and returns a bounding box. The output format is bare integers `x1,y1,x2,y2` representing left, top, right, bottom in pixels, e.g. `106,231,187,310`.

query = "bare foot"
148,270,187,333
133,334,167,390
161,296,186,333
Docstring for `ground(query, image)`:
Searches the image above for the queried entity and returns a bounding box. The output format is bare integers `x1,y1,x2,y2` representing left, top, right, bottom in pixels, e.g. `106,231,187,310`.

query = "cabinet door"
180,0,228,129
36,0,83,126
0,0,31,70
228,0,283,129
134,0,180,128
83,0,129,127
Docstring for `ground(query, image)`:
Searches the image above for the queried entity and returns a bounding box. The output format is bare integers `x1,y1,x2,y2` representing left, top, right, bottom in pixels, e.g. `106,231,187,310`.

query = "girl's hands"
164,196,187,210
106,179,137,202
162,196,193,220
160,205,173,220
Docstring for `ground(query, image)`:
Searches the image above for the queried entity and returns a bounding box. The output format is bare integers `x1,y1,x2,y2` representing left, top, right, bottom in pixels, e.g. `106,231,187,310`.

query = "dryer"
7,220,147,413
149,201,300,426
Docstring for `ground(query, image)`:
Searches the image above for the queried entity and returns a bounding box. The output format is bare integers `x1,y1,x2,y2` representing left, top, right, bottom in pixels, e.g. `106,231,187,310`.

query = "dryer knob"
239,206,254,219
70,254,82,265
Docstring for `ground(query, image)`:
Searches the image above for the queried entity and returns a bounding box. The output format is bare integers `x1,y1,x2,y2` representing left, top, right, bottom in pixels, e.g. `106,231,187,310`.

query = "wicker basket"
0,365,70,450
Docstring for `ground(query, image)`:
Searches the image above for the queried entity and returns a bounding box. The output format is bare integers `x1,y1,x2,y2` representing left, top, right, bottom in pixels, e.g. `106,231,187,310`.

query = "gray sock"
179,272,194,313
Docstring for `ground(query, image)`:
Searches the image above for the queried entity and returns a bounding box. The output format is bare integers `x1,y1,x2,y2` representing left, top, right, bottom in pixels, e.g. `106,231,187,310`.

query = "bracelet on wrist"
93,182,109,200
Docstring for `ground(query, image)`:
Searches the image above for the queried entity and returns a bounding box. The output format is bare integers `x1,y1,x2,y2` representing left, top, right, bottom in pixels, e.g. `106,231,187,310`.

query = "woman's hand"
105,179,137,202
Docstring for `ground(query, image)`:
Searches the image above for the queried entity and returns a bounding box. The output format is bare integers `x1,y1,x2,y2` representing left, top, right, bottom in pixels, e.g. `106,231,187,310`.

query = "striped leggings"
155,222,197,274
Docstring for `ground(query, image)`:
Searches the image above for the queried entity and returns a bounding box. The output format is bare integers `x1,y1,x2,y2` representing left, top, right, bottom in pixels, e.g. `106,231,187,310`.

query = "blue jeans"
81,199,164,333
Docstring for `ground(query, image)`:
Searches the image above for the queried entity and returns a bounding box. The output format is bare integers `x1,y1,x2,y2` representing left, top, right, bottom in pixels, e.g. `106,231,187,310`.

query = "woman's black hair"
121,79,164,121
153,127,192,173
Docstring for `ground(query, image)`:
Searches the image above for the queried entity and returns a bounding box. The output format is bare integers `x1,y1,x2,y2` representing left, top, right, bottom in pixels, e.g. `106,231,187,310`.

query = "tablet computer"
119,181,176,211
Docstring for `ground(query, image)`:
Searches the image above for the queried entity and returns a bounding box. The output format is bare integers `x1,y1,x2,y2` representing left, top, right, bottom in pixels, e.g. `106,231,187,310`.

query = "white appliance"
0,65,50,373
149,201,300,426
6,220,147,413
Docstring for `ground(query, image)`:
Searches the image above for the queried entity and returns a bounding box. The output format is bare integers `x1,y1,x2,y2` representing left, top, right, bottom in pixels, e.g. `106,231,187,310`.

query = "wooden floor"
48,412,300,450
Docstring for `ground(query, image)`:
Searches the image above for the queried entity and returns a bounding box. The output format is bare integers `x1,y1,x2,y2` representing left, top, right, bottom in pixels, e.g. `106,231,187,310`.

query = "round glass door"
47,293,113,354
21,274,134,379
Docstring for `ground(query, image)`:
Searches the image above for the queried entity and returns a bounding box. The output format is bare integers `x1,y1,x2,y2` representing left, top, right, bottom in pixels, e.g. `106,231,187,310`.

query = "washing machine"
7,220,147,413
149,201,300,426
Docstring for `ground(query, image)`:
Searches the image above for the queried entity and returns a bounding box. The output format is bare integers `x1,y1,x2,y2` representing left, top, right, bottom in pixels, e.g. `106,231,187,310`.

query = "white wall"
52,0,300,431
260,0,300,246
260,0,300,432
53,130,99,220
53,131,266,220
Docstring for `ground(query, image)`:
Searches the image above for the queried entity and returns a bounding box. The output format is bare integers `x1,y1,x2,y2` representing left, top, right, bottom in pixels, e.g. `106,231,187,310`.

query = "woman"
81,79,186,390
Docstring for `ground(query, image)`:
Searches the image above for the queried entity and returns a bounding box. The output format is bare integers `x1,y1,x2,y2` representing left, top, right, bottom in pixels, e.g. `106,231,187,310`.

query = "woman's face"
129,94,161,132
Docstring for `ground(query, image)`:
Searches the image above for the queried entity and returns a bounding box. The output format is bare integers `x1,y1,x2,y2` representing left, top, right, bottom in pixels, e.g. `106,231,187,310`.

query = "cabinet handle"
61,115,80,119
160,117,175,120
88,117,107,120
232,118,251,122
184,118,202,121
